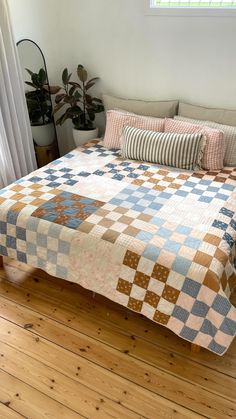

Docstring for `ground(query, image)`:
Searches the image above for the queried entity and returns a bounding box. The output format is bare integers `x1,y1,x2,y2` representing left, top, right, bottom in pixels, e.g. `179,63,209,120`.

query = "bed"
0,139,235,355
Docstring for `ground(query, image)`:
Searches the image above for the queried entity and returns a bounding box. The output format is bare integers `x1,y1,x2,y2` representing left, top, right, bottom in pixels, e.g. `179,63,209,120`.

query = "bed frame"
0,255,201,354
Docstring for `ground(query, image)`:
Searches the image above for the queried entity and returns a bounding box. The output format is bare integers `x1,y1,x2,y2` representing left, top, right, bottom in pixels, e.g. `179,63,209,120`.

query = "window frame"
146,0,236,16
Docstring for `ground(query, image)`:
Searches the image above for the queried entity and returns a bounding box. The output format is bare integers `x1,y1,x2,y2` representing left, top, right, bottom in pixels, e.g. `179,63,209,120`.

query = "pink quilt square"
177,292,195,312
167,317,184,335
186,313,204,330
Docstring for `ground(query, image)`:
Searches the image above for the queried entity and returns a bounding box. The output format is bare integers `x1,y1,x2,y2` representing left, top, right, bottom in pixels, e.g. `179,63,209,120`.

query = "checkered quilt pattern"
0,139,236,355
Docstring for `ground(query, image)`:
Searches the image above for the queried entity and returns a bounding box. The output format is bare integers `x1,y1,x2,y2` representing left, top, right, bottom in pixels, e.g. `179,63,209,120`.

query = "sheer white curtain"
0,0,37,189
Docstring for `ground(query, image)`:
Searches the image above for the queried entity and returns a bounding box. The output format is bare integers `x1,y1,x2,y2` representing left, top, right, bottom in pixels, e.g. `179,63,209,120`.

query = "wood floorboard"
0,258,235,418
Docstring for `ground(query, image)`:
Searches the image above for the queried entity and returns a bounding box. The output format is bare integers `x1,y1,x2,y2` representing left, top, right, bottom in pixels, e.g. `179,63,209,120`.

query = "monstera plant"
53,64,104,146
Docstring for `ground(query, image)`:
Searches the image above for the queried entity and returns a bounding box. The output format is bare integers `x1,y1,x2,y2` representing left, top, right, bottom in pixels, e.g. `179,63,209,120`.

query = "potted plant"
25,68,56,146
53,64,104,146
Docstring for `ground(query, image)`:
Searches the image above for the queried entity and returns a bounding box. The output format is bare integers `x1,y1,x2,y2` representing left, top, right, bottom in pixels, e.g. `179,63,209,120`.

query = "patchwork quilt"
0,140,236,355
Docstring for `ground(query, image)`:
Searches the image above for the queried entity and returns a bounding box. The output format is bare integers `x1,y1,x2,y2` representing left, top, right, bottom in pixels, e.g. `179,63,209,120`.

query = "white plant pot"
31,123,55,146
72,127,98,147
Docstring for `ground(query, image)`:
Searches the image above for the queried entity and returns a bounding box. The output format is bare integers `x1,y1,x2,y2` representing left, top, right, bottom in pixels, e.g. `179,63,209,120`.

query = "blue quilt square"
199,196,212,203
45,175,58,181
212,220,228,231
192,188,203,196
7,210,19,225
175,190,188,197
16,226,26,241
28,176,42,183
6,236,16,249
149,202,162,211
230,219,236,230
223,232,234,248
191,300,209,317
143,244,161,262
212,295,231,316
44,169,56,174
158,227,172,239
172,305,189,323
47,182,61,188
94,170,105,176
220,207,234,218
60,168,72,173
164,240,181,254
150,217,165,227
180,326,198,341
182,278,201,298
78,172,90,177
112,174,125,181
17,251,27,263
62,173,74,179
127,173,139,179
0,221,7,235
83,149,93,154
172,256,191,276
216,193,228,201
133,204,146,213
222,183,234,191
136,231,153,242
184,237,201,250
65,180,78,186
176,225,192,235
220,318,236,336
0,245,8,256
208,340,225,355
201,319,217,337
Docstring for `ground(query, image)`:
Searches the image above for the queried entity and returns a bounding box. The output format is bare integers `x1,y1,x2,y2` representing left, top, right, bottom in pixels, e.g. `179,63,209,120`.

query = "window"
147,0,236,15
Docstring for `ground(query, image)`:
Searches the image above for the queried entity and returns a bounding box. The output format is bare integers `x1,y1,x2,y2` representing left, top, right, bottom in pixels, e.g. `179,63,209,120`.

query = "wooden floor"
0,259,235,419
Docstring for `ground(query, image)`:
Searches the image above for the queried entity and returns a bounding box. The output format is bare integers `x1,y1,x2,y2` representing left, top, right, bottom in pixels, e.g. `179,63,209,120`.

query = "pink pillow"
164,118,224,170
103,110,164,149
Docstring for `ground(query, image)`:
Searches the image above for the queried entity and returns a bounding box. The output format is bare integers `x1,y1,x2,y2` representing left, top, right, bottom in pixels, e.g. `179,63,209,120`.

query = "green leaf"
69,85,77,96
85,94,92,104
87,109,95,121
85,82,95,91
77,65,87,82
62,68,69,85
92,97,103,104
68,81,82,89
87,77,99,84
38,68,47,85
74,91,82,100
25,68,34,76
32,73,39,87
55,93,66,104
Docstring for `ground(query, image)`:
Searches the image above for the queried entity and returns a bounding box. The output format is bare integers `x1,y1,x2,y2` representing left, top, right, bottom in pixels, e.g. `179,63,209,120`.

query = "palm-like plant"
53,65,104,130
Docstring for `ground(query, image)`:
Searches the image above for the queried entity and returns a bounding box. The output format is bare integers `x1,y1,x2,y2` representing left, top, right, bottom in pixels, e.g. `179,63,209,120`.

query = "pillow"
164,118,224,170
121,126,205,170
103,110,164,149
175,116,236,166
178,102,236,127
102,94,178,118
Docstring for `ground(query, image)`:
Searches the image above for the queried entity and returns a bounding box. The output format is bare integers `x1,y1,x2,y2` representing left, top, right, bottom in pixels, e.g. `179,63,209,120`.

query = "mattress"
0,139,236,355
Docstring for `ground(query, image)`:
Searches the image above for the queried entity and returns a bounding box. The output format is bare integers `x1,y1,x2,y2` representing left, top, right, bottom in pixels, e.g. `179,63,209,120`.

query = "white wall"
8,0,236,154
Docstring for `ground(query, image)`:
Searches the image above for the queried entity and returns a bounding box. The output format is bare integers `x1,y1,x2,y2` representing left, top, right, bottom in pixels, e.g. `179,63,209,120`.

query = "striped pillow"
174,116,236,166
121,126,205,170
165,118,224,170
103,110,164,149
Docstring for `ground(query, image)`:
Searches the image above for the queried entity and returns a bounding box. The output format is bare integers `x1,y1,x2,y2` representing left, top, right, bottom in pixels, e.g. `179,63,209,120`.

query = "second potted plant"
53,64,104,146
25,67,55,146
